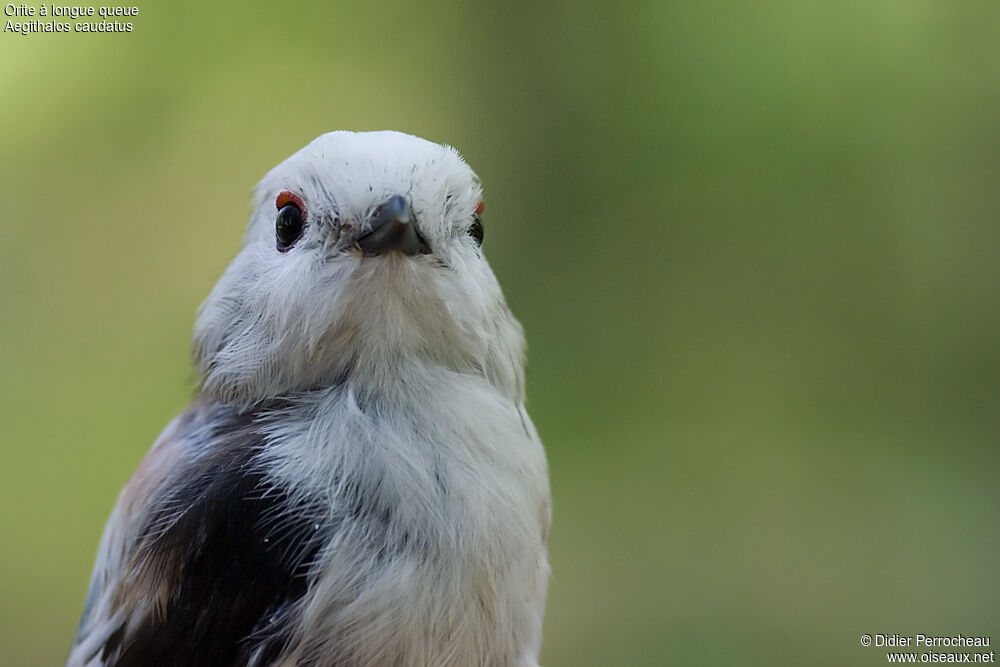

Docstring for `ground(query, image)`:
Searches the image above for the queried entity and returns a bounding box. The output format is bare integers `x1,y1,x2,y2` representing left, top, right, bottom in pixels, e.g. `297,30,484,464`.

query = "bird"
67,130,551,667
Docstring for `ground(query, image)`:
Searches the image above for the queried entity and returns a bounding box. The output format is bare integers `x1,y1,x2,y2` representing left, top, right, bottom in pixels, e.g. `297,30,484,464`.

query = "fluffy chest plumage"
258,379,551,665
73,377,549,667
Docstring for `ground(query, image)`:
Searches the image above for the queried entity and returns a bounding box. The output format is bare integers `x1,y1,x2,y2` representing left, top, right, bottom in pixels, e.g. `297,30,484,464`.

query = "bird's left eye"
469,216,484,246
469,200,484,246
275,191,307,251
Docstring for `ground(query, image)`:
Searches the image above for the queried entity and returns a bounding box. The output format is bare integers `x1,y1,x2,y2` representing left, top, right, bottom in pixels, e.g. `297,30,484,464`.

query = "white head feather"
193,131,525,408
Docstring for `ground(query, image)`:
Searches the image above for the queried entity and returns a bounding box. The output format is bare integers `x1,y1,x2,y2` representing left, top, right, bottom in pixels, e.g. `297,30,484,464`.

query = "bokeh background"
2,2,998,665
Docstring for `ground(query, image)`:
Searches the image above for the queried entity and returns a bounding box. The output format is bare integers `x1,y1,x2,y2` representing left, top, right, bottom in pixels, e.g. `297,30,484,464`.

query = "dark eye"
469,215,484,246
275,191,306,251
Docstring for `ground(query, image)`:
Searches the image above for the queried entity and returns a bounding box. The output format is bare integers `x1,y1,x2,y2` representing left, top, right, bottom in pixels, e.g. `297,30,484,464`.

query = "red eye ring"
276,191,307,220
475,200,485,215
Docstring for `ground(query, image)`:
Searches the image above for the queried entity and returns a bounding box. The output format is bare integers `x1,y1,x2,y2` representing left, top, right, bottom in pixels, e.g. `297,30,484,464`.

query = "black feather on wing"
96,403,332,667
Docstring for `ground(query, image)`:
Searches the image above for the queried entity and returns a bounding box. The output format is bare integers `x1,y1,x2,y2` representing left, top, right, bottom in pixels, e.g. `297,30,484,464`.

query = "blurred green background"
2,2,998,665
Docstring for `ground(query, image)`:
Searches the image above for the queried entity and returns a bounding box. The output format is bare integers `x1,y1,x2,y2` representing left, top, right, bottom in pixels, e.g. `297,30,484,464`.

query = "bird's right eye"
275,191,306,251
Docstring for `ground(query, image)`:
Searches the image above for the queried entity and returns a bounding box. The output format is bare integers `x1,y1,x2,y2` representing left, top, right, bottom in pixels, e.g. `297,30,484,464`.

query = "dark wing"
68,400,330,667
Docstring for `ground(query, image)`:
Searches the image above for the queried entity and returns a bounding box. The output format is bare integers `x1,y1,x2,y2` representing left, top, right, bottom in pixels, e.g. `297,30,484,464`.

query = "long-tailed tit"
67,131,551,667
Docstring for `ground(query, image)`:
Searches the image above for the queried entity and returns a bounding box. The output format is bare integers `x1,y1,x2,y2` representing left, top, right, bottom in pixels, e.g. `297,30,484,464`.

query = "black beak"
357,195,430,257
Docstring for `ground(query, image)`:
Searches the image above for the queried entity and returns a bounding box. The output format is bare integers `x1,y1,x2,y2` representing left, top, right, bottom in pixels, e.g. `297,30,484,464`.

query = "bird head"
193,131,525,409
